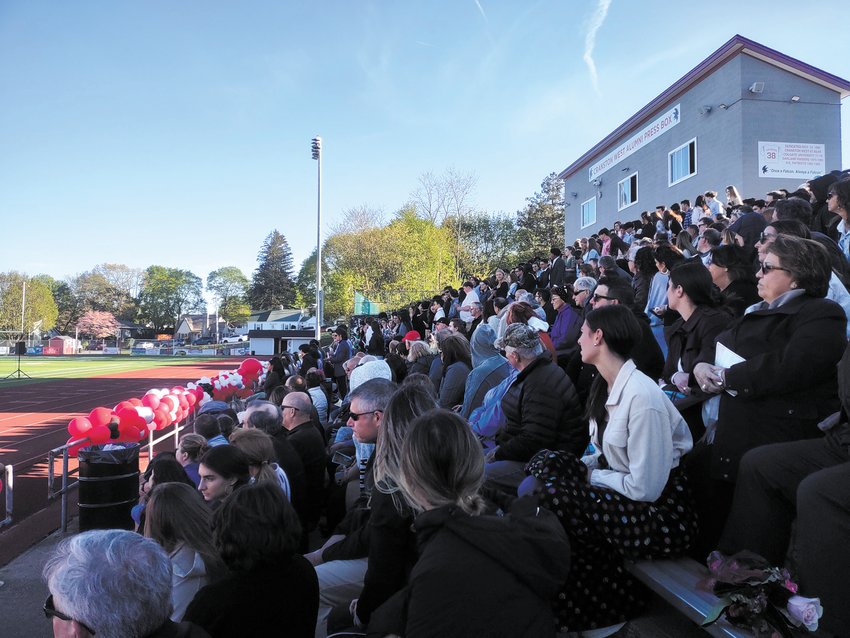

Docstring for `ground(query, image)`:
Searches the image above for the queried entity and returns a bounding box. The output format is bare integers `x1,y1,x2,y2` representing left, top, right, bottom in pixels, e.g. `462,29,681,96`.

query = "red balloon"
153,409,171,430
185,392,197,407
89,424,111,445
88,407,114,428
68,417,93,440
193,387,206,401
114,400,135,413
141,394,161,411
128,398,142,407
160,395,178,411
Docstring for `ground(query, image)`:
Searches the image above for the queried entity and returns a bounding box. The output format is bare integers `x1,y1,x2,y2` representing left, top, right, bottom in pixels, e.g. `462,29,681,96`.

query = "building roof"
559,35,850,181
248,309,304,323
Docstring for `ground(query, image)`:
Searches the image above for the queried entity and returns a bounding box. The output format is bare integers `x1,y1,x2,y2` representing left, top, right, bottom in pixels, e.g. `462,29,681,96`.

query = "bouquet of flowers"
700,550,823,637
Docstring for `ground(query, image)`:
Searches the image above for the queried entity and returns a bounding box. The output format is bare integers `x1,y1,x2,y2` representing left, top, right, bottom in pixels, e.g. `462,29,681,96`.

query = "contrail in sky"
583,0,612,95
474,0,488,23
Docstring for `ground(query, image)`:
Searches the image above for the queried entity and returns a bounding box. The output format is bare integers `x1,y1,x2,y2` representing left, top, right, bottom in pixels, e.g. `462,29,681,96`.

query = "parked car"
192,337,215,346
221,335,248,344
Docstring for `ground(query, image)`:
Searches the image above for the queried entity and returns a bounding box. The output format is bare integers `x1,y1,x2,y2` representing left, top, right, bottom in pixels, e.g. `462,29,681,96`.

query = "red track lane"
0,358,244,544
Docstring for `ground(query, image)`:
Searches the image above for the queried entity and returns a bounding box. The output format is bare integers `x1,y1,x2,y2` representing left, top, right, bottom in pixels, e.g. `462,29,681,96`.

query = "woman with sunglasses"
687,234,846,558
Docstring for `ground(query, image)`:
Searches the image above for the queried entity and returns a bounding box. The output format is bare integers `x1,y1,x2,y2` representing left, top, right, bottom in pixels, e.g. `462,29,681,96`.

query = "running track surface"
0,358,244,546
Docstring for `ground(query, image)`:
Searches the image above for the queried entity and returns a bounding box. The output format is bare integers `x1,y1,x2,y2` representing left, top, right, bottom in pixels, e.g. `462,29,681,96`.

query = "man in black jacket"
485,323,585,491
549,247,566,288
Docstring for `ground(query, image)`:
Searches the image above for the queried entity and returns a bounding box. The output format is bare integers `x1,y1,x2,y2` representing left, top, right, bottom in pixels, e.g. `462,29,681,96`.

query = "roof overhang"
558,35,850,181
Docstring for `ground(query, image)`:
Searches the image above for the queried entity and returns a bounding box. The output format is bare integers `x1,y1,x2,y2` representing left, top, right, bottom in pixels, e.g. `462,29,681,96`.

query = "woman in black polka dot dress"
523,305,698,634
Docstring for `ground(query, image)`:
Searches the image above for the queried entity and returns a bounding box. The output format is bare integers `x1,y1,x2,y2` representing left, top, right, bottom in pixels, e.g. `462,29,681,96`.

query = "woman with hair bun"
368,409,570,638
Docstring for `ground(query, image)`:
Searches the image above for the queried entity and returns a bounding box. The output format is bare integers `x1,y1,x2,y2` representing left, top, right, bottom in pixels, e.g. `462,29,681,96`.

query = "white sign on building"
588,104,681,182
757,141,825,179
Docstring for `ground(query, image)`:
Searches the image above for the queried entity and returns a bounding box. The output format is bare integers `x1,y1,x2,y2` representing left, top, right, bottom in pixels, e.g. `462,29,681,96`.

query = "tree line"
0,170,564,339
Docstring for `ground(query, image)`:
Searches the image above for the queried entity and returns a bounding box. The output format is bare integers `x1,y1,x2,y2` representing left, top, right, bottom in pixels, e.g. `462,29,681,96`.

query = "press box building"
559,35,850,241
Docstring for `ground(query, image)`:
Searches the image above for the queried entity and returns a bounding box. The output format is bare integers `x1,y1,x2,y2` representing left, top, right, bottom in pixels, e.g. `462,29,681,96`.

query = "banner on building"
588,104,681,182
758,141,825,179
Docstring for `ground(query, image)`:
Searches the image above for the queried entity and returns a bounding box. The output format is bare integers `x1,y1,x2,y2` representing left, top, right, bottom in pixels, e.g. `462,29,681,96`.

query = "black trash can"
78,443,140,532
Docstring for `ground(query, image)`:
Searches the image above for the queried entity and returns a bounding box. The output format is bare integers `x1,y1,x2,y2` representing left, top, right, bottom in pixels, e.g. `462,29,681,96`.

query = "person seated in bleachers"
367,409,570,638
483,323,584,492
176,433,210,486
686,234,846,558
194,413,228,447
707,244,760,317
230,428,292,501
197,445,250,509
523,304,696,636
144,482,227,621
718,343,850,637
44,529,209,637
184,482,318,638
435,333,472,410
661,260,732,440
460,324,511,419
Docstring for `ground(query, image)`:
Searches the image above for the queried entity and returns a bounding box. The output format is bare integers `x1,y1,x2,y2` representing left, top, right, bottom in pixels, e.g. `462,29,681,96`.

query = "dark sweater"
183,557,318,638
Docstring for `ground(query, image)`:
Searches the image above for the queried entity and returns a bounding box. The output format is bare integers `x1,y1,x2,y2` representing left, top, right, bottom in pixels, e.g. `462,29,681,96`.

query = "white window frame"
617,171,639,212
668,137,698,186
580,196,596,229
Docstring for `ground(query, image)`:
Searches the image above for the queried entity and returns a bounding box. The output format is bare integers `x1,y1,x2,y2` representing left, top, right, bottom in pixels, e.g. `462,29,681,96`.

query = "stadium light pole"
311,136,323,341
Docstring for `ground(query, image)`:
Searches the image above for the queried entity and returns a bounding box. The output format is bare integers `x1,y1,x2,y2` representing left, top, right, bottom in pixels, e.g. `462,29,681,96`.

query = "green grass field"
0,355,216,388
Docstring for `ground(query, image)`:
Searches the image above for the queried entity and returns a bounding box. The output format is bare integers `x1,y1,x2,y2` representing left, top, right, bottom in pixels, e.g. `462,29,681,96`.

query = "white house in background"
246,309,318,356
174,314,229,342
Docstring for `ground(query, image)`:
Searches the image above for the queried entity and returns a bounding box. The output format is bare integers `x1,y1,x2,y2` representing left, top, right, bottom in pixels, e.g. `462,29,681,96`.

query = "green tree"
0,271,58,340
137,266,204,332
516,172,566,258
206,266,250,323
445,210,520,279
247,230,296,310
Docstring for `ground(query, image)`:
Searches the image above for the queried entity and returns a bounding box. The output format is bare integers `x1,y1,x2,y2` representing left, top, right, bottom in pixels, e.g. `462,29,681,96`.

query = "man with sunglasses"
43,529,209,637
282,391,326,530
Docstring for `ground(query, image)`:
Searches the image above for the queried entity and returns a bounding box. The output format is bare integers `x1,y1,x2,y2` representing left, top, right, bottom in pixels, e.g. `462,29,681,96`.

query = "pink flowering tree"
76,310,120,339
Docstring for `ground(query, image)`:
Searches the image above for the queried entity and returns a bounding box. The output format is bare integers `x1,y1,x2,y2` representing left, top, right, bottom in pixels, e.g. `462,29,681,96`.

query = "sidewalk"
0,518,78,638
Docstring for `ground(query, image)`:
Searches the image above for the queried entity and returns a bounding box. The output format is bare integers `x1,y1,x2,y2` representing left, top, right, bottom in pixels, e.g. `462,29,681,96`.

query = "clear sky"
1,0,848,304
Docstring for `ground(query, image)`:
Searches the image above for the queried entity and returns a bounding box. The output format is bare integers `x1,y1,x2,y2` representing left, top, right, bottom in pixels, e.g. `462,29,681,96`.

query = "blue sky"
1,0,848,305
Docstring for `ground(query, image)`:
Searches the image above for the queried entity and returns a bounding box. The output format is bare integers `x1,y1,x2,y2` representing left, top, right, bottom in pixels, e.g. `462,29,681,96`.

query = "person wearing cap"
484,323,584,492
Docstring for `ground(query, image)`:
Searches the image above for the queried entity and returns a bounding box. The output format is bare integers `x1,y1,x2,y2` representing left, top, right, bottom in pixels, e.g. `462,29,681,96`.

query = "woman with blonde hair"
368,410,570,638
144,482,227,621
405,339,435,377
338,384,439,630
725,184,743,210
229,428,291,501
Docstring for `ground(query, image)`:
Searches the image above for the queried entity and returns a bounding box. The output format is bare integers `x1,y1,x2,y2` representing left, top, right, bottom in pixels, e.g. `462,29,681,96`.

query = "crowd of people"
42,173,850,638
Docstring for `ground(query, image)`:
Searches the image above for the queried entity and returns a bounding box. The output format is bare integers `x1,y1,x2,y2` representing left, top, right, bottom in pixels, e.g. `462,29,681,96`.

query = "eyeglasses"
758,232,777,243
44,595,97,635
592,293,615,302
281,405,301,412
575,289,590,296
349,409,383,421
759,262,791,275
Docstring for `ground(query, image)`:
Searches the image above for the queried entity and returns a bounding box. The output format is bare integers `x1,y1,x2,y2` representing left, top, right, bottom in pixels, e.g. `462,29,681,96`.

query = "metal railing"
47,412,196,533
0,463,12,529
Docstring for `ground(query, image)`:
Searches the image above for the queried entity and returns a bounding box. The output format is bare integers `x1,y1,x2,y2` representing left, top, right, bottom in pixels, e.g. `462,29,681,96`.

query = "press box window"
581,197,596,229
669,138,697,186
618,172,638,211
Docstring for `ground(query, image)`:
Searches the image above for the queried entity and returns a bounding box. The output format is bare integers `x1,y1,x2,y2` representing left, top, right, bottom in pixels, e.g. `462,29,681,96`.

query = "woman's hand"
693,363,725,394
670,371,691,393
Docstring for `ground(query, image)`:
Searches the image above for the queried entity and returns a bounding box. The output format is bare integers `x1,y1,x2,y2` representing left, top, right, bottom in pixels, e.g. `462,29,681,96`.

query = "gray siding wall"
562,53,842,244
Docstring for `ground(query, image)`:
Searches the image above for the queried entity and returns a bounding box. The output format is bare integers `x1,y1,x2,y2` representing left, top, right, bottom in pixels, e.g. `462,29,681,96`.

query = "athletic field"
0,355,216,388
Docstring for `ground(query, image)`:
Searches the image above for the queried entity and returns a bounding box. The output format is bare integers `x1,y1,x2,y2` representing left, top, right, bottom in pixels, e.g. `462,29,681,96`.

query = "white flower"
786,595,823,631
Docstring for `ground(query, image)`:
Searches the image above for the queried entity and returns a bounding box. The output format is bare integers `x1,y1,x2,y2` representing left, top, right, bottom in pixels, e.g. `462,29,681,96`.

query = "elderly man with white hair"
43,529,209,638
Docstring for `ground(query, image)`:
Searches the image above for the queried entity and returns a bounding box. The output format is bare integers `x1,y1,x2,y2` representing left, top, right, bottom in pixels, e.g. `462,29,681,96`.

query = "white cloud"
583,0,612,95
